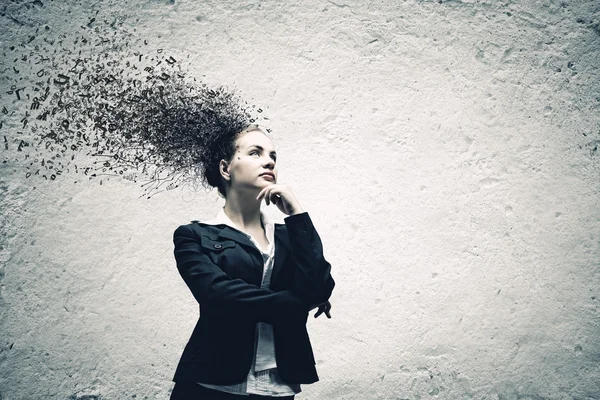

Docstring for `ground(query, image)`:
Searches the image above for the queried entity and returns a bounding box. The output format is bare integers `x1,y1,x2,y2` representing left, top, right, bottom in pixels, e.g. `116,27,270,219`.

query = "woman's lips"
261,174,275,180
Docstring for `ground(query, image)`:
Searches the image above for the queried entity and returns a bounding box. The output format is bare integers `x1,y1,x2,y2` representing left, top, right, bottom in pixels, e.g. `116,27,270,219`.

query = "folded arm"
284,212,336,307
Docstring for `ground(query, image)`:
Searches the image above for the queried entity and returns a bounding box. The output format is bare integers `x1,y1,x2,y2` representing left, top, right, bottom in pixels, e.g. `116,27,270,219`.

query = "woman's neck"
222,191,263,232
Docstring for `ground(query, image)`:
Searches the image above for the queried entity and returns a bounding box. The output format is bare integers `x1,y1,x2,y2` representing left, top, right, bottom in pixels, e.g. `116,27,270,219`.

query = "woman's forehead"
236,129,275,151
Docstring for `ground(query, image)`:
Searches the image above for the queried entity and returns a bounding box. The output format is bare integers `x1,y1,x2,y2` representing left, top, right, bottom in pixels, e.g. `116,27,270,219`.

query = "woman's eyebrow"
248,145,277,156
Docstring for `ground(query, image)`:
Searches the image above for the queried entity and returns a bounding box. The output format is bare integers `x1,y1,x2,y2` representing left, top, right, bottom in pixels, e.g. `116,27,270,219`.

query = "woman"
170,124,335,399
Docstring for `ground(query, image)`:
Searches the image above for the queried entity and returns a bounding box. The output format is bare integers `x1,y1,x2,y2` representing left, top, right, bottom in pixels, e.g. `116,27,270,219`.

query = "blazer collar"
202,208,289,242
209,222,291,251
196,208,291,283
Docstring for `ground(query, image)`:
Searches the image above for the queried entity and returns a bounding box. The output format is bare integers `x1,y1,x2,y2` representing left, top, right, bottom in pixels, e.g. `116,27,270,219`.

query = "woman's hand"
256,184,304,216
312,300,332,319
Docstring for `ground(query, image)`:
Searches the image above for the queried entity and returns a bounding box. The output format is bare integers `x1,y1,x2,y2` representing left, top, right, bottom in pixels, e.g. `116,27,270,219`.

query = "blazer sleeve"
173,224,306,325
284,212,335,306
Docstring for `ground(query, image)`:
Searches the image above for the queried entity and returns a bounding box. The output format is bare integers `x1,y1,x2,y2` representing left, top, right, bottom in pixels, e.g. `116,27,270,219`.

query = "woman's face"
221,129,278,194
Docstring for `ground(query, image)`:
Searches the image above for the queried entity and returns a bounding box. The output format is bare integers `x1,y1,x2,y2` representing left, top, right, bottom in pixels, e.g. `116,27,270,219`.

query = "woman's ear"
219,159,230,181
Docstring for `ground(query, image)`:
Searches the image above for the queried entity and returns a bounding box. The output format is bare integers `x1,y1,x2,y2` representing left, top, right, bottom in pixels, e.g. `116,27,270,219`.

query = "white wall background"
1,0,599,399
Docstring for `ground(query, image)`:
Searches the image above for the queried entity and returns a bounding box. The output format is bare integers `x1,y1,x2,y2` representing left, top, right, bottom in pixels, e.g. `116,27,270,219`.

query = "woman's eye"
250,151,259,156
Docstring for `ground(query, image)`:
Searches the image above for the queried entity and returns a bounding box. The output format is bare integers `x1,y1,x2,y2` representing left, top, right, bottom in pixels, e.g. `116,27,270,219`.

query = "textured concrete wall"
1,0,599,399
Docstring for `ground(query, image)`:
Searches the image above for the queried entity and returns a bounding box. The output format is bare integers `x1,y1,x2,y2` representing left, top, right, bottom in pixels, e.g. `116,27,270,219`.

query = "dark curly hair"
36,68,262,197
199,123,266,199
92,78,260,197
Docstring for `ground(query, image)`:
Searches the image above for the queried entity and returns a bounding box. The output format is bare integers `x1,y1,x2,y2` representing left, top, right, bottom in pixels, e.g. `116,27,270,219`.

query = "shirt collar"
204,207,274,254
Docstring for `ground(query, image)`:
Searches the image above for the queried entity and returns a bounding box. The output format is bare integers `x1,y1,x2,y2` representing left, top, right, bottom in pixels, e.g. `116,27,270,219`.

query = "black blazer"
171,211,335,385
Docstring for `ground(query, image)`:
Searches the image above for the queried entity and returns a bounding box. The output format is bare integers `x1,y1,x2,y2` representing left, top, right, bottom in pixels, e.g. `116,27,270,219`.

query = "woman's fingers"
314,301,332,319
256,184,301,215
257,186,272,204
267,188,275,205
259,186,283,207
256,186,269,201
257,185,277,205
272,193,281,206
270,192,283,208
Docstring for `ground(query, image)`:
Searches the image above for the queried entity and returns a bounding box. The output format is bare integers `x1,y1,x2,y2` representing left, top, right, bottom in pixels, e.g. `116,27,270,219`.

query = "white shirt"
197,207,301,397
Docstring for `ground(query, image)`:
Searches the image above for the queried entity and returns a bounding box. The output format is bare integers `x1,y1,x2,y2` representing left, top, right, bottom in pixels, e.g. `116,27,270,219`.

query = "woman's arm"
173,224,307,325
284,212,335,307
255,184,335,308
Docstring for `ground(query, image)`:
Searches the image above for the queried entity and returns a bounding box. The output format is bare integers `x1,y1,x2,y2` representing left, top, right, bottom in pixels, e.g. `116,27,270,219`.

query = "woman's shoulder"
173,220,225,236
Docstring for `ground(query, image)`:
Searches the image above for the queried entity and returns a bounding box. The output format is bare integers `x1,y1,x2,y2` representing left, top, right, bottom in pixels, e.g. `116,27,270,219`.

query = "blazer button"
214,243,223,249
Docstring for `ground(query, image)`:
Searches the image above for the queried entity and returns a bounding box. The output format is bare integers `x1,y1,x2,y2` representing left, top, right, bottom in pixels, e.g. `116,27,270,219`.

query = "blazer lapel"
271,224,291,285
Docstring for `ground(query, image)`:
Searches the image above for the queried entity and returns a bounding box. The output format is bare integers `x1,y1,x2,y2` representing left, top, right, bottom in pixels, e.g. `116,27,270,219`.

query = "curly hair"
39,69,262,197
199,124,267,199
